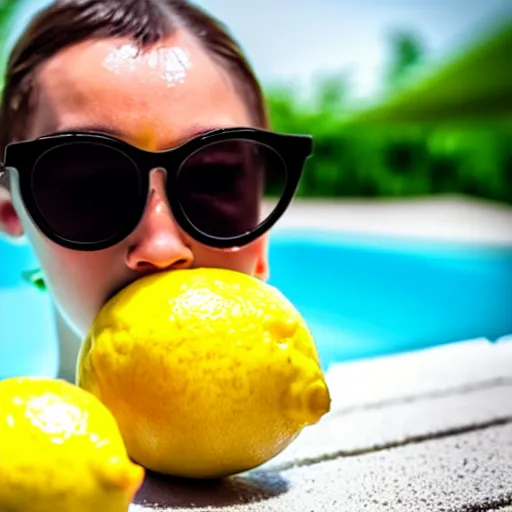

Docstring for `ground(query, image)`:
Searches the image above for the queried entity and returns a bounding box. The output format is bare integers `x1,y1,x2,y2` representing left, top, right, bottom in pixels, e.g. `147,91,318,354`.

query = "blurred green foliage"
0,0,20,88
265,22,512,203
385,31,425,89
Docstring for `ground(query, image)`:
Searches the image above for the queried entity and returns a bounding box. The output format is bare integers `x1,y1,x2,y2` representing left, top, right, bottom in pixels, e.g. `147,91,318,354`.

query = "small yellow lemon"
78,268,331,479
0,377,144,512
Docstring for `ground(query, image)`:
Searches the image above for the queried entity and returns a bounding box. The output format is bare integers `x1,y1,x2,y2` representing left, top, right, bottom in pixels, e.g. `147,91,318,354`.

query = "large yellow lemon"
77,268,330,479
0,377,144,512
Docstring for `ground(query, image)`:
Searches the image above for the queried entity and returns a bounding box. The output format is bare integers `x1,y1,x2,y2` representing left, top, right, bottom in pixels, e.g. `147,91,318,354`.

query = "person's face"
0,31,270,336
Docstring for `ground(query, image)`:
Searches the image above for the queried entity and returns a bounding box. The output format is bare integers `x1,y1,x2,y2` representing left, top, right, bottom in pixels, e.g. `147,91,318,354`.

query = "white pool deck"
273,194,512,245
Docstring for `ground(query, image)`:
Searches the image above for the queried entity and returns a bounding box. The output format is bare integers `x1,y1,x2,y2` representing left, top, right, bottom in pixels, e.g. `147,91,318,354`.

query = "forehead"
28,31,252,149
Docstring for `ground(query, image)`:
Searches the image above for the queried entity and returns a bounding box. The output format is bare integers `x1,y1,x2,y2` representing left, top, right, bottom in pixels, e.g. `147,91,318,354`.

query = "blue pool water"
268,229,512,370
0,236,59,380
1,229,511,377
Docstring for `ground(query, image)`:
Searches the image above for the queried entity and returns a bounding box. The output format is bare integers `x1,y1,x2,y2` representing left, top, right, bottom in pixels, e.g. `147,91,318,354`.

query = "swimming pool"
268,229,512,370
1,229,511,378
0,236,59,380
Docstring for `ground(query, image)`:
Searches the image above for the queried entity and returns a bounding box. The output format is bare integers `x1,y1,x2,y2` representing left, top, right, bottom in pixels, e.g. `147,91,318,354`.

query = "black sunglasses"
1,127,313,251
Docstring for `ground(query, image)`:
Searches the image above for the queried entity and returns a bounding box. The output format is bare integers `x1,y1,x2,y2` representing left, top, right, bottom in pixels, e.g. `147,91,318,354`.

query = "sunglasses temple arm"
0,164,10,187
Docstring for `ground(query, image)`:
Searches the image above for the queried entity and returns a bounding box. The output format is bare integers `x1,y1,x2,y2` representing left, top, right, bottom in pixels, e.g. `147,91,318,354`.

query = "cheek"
191,238,266,275
20,215,119,334
13,190,115,293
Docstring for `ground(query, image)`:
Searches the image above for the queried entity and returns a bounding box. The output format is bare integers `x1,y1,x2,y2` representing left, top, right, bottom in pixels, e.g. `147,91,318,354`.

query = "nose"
125,170,194,273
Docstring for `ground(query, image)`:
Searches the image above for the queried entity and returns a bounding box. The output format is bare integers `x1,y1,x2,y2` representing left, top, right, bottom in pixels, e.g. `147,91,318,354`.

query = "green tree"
350,19,512,125
0,0,22,90
385,30,425,89
264,18,512,203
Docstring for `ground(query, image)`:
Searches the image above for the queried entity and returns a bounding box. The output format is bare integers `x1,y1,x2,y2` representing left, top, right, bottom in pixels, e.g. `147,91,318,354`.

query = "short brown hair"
0,0,268,165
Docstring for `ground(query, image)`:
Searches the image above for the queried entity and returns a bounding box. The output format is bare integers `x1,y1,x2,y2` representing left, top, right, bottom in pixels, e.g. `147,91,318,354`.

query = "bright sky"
10,0,512,99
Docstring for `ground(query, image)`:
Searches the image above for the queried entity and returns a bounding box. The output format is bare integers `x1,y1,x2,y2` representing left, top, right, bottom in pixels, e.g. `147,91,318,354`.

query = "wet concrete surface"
266,383,512,470
130,339,512,512
130,424,512,512
325,338,512,410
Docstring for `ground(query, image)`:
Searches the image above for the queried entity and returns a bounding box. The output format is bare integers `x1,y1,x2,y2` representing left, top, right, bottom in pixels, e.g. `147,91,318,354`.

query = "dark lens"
176,140,286,238
31,142,141,244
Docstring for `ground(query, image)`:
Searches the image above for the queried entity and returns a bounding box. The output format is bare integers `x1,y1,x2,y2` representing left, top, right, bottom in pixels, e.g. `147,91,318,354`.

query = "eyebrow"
47,124,222,149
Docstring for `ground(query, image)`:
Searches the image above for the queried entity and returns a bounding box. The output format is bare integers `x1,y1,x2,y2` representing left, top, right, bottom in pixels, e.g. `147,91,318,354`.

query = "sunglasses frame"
1,127,313,251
